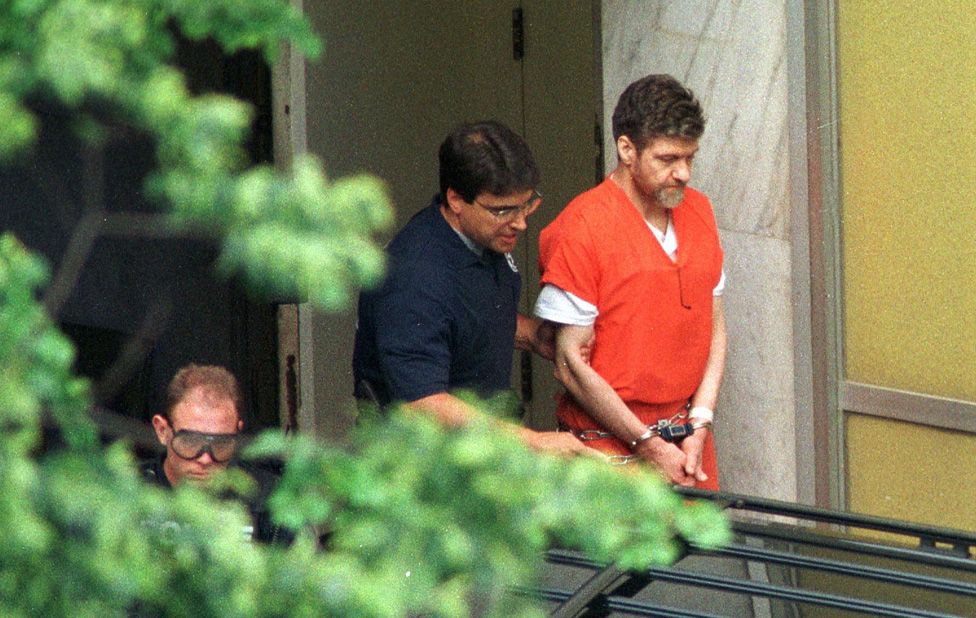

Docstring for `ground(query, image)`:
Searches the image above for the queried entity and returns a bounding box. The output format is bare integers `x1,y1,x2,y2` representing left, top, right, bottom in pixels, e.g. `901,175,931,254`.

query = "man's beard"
656,186,686,209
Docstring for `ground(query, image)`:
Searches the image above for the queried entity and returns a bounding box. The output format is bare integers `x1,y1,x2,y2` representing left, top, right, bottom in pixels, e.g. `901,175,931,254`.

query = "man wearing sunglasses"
142,364,290,543
148,364,244,485
353,121,596,457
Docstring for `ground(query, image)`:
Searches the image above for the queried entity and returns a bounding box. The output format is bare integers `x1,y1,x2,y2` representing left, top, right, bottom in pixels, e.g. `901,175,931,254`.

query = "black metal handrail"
732,519,976,573
512,583,723,618
695,542,976,595
642,566,960,618
536,487,976,617
675,486,976,555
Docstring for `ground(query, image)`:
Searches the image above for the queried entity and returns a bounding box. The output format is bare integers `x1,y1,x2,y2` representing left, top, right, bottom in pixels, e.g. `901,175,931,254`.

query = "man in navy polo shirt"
353,121,595,456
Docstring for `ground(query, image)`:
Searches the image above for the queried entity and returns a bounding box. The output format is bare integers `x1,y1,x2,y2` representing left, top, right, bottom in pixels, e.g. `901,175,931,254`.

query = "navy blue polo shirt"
353,197,521,406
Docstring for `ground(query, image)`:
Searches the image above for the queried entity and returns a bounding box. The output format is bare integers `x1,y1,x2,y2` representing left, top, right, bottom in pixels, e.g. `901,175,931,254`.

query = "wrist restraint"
629,406,714,448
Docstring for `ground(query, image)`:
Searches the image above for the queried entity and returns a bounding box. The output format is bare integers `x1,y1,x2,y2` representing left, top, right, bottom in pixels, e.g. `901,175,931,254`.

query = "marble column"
601,0,799,501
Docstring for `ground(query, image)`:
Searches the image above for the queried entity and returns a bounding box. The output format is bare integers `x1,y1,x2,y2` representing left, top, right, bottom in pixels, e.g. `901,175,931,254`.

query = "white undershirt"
534,215,725,327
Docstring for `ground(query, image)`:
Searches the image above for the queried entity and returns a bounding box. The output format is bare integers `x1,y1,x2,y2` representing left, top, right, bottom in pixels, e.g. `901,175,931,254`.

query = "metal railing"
524,487,976,618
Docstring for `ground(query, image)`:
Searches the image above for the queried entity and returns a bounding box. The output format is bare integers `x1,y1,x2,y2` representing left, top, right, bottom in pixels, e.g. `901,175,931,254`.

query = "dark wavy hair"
438,121,539,203
611,74,705,151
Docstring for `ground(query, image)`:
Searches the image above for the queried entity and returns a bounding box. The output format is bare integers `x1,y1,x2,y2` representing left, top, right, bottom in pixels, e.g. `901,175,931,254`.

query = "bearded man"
536,74,727,489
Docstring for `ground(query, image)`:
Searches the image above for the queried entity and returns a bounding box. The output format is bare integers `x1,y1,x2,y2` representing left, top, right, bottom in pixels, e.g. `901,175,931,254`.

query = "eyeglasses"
472,190,542,221
169,429,241,463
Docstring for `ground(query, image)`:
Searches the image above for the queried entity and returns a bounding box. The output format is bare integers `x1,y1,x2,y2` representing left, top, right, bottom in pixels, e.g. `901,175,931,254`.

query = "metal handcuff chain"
568,429,639,466
571,410,706,466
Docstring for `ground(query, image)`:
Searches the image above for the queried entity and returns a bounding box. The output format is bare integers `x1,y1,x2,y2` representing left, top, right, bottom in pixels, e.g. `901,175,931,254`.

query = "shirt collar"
451,227,484,257
430,194,489,263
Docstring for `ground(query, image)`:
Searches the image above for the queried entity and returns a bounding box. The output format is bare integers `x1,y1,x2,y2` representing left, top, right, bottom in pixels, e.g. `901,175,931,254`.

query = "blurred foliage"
0,0,391,310
0,1,731,616
252,415,730,616
1,234,730,616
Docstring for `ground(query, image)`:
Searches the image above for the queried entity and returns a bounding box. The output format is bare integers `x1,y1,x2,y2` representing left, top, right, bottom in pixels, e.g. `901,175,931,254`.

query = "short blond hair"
164,364,241,420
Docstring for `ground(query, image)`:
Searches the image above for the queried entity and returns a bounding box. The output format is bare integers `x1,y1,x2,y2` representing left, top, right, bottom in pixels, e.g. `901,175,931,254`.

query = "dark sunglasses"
169,429,241,463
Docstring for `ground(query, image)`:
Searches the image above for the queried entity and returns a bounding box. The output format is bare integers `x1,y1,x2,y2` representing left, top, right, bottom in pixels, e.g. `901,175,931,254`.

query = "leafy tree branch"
0,2,730,616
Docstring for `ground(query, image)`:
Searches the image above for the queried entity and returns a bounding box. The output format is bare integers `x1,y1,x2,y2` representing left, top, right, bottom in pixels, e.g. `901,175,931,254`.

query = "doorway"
298,1,601,436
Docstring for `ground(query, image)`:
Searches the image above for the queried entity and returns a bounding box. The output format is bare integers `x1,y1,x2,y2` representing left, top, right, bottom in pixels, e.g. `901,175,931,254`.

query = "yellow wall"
846,414,976,531
838,0,976,530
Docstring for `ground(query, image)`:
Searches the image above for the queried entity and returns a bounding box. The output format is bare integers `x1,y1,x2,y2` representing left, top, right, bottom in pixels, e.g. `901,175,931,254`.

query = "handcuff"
629,406,714,448
566,406,714,466
605,407,713,465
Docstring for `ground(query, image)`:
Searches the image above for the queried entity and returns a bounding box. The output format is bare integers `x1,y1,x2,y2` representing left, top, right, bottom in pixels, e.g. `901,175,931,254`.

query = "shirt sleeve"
714,268,726,296
539,211,600,306
534,284,598,326
371,268,453,403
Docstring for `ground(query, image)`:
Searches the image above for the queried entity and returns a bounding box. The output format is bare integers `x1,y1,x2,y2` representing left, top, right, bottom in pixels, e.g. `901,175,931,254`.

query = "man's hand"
520,428,607,459
635,437,695,486
518,316,594,363
679,429,709,483
533,319,557,361
517,314,555,360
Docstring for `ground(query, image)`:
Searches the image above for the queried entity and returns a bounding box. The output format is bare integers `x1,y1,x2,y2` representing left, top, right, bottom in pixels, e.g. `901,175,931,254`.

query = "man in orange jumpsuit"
535,74,726,489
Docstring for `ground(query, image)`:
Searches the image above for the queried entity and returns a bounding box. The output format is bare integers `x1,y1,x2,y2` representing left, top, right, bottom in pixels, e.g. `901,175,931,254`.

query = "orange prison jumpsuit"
539,178,723,490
